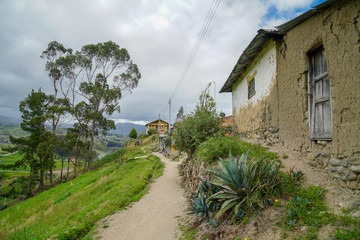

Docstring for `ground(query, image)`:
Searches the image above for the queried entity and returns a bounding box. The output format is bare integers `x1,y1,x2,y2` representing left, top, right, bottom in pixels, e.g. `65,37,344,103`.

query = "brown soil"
94,152,187,240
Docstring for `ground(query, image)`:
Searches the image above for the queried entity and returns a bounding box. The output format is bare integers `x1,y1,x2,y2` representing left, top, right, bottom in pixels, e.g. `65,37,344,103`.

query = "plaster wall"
232,41,277,132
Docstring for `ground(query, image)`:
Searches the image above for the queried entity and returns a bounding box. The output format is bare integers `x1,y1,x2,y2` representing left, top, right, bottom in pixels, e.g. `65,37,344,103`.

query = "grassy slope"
0,153,163,239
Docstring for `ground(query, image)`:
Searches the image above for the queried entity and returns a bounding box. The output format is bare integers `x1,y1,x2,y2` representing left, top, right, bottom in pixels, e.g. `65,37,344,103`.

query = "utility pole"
158,113,160,134
168,98,171,132
213,81,216,104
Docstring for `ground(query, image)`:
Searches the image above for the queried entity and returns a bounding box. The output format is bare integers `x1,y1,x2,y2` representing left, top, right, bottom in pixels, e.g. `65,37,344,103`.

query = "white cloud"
0,0,322,123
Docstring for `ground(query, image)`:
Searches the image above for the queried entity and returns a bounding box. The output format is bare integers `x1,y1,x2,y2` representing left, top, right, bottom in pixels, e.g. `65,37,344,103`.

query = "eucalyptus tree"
73,41,141,171
41,42,72,183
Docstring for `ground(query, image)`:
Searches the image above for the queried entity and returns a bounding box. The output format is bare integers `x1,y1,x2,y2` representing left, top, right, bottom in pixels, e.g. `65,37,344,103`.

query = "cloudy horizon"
0,0,326,125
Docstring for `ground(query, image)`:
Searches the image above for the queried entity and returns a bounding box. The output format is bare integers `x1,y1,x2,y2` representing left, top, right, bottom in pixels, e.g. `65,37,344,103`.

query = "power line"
158,0,222,119
171,0,221,99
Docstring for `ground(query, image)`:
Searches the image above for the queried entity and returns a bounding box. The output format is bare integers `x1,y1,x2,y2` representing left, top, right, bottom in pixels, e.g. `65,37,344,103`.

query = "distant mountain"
0,115,21,126
109,122,146,136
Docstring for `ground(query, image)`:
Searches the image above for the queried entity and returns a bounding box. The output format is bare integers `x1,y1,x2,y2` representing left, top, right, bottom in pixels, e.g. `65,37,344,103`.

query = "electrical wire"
158,0,222,118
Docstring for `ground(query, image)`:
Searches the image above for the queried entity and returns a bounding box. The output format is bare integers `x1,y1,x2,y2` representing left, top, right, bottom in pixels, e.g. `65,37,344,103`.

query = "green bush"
197,136,278,163
164,135,172,147
147,129,156,136
197,136,242,163
173,84,220,156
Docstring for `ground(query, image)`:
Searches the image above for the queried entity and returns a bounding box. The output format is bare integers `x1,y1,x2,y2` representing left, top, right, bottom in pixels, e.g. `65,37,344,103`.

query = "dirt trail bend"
96,152,187,240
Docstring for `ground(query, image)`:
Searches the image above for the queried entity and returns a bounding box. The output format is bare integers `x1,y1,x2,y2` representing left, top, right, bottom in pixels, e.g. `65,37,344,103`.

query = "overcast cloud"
0,0,325,125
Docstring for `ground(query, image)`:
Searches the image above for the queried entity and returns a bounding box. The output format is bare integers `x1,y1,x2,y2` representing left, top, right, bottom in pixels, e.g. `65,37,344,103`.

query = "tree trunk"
73,158,77,176
50,166,53,184
60,157,64,180
28,168,32,192
87,133,94,171
67,157,70,178
45,170,48,186
83,161,87,174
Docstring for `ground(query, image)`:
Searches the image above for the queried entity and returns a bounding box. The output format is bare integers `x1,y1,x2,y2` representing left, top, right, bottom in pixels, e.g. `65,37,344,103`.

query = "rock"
348,182,360,190
342,172,350,181
323,158,329,167
310,161,317,167
324,167,329,171
338,154,345,159
315,153,322,158
349,157,360,165
320,141,327,146
273,133,279,139
272,126,279,133
350,166,360,173
330,166,337,172
342,159,349,168
351,199,360,209
330,158,341,166
273,139,279,144
322,153,330,159
348,173,358,181
338,166,344,174
307,153,316,161
316,158,324,165
333,174,340,179
339,181,347,188
259,133,264,139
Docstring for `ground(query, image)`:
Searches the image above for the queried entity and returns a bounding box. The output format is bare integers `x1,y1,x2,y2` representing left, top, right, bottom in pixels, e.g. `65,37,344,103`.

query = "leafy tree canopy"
129,128,138,139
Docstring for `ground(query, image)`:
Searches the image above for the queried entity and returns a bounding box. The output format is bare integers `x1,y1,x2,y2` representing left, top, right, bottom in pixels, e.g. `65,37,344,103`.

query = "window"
309,48,332,140
248,78,255,99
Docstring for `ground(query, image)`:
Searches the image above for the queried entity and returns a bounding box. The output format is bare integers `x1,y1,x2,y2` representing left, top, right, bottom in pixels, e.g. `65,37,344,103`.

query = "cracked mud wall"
276,0,360,157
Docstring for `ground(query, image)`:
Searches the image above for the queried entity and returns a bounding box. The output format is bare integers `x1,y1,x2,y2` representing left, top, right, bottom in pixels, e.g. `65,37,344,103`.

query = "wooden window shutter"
309,48,332,140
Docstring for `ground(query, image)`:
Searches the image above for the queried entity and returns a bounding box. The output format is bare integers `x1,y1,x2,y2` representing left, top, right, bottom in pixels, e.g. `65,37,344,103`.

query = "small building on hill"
145,119,169,135
220,0,360,189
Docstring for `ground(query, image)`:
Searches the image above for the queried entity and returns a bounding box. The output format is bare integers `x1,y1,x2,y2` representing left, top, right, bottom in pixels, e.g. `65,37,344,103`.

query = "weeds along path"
95,152,187,240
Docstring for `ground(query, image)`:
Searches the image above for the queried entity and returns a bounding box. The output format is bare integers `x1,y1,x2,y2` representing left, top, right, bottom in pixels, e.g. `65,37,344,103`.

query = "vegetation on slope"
0,148,164,239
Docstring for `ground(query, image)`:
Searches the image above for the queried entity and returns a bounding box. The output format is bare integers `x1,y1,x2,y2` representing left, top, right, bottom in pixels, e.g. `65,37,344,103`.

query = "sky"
0,0,326,126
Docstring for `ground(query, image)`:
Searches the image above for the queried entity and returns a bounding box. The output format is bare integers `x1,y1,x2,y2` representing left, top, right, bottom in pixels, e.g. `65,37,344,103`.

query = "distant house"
220,115,234,136
145,119,169,135
220,0,360,188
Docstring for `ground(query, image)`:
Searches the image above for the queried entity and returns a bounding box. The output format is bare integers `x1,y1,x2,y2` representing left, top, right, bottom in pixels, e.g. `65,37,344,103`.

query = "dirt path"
95,152,187,240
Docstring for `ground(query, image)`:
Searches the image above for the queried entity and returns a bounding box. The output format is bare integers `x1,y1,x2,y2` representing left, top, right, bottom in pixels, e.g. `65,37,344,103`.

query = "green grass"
197,136,278,164
0,154,164,239
280,185,360,239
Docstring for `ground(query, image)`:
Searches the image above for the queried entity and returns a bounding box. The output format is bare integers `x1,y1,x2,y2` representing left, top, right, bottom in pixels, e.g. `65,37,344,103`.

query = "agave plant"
188,180,220,226
208,150,281,219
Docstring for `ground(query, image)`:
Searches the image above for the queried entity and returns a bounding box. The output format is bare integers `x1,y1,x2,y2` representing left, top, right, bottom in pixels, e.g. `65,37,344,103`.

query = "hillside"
0,115,21,126
0,140,163,239
108,122,146,136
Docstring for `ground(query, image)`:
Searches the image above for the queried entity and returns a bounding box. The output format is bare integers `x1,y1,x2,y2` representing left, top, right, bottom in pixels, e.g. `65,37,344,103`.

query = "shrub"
197,136,242,163
147,129,156,136
173,84,220,156
197,136,278,163
164,135,172,147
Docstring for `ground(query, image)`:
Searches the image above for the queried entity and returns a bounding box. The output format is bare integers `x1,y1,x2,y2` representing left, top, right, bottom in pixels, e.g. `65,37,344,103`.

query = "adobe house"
145,119,169,135
220,0,360,188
